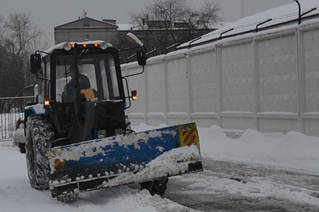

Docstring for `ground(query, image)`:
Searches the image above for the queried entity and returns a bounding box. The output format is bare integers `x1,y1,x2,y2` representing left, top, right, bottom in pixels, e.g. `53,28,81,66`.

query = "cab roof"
41,40,113,57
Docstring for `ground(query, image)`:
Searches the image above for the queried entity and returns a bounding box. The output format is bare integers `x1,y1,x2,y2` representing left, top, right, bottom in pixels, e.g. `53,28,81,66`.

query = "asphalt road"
165,158,319,212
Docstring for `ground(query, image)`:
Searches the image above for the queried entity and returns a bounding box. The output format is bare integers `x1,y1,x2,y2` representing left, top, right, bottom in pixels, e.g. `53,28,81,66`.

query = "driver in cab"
62,64,91,103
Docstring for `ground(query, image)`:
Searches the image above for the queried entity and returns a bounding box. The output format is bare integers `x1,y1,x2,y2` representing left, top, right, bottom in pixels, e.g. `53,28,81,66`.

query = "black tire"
18,143,26,153
140,177,168,196
25,115,55,190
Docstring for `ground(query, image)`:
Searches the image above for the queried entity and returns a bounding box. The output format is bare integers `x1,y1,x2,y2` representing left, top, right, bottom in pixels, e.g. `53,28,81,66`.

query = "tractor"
23,33,202,202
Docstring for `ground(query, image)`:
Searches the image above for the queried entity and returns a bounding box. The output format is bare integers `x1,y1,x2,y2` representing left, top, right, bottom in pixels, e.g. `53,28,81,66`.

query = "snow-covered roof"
117,24,133,31
55,17,118,29
179,0,319,48
42,40,113,56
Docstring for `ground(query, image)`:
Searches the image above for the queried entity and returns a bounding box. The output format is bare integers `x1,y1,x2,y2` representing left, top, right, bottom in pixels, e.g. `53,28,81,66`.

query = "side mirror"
136,51,147,66
30,54,41,74
127,32,147,66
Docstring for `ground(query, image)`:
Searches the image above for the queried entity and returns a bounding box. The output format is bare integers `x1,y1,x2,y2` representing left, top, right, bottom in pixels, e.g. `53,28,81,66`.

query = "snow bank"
104,145,200,187
132,123,168,132
132,123,319,174
199,126,319,174
0,144,198,212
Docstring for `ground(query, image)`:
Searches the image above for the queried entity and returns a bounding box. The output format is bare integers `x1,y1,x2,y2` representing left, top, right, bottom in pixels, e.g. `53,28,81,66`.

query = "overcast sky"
0,0,291,45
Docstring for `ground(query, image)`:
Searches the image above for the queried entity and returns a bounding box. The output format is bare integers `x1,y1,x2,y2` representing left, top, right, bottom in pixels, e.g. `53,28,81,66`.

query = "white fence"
123,21,319,136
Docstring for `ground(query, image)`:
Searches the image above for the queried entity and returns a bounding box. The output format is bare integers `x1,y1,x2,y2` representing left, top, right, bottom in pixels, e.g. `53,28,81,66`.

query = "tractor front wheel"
25,116,55,190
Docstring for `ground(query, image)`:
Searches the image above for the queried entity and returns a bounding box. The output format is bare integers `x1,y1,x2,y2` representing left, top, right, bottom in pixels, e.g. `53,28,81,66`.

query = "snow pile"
105,145,200,187
198,126,319,174
132,123,168,132
131,123,319,174
0,144,198,212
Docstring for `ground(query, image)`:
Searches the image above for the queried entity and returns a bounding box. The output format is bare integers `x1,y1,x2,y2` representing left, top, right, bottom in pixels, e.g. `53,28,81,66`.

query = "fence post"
164,60,169,125
186,54,193,121
144,66,148,124
253,38,260,130
296,28,306,133
216,46,223,127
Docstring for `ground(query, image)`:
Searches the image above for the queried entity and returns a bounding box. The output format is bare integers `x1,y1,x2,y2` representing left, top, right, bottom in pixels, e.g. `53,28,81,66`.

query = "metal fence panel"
0,96,34,141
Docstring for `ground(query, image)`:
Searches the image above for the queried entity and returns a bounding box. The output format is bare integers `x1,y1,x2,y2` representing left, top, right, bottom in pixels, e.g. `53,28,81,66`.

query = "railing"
0,96,35,141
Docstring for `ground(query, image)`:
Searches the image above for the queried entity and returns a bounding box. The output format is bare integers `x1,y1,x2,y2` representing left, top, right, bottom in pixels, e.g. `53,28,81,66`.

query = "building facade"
55,17,119,45
55,17,215,63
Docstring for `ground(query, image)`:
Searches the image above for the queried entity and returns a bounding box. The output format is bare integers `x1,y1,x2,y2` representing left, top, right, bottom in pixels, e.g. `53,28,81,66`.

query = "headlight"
63,42,72,51
99,41,108,50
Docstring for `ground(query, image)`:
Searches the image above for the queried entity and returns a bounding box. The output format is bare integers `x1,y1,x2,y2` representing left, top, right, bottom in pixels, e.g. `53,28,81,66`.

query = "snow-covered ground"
0,141,196,212
136,123,319,210
135,123,319,175
1,124,319,211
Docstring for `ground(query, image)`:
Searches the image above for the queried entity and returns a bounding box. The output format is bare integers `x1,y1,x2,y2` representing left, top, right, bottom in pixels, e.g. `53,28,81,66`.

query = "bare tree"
0,38,25,97
197,2,220,29
0,15,5,44
126,0,219,59
149,0,187,27
133,0,194,43
131,0,220,30
2,13,42,87
4,13,42,57
131,14,148,30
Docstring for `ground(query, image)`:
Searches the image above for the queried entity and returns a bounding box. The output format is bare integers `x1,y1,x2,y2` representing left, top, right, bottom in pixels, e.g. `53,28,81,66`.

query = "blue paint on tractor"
24,104,47,121
50,126,180,180
24,108,36,120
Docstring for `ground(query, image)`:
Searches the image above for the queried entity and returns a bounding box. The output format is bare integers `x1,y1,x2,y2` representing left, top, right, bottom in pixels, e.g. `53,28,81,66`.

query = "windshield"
55,53,121,103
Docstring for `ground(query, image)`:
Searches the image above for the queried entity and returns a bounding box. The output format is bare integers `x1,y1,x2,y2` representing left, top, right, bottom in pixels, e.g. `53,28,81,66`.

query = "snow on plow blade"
48,123,202,197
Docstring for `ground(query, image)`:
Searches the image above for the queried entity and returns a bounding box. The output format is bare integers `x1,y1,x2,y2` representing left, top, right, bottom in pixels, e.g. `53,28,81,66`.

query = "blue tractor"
24,34,203,202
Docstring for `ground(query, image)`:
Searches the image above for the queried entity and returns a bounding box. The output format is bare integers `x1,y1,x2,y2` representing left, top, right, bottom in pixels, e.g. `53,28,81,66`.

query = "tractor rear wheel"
25,115,55,190
18,143,26,153
140,177,168,196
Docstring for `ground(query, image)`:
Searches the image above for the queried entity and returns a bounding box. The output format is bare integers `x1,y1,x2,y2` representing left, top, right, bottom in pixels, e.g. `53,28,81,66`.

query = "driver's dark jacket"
62,74,91,103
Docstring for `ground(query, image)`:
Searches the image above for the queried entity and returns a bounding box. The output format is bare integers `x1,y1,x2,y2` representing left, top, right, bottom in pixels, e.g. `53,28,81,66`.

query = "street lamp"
293,0,302,24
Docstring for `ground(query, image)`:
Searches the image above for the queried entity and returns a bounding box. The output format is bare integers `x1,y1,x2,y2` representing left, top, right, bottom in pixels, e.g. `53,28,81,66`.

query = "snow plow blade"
48,123,202,197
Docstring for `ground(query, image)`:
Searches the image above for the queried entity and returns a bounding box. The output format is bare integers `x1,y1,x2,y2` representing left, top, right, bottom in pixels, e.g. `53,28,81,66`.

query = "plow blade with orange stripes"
48,123,202,198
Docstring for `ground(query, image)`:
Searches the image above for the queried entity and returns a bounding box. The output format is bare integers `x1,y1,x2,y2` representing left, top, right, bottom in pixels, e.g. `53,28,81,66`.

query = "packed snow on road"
1,124,319,211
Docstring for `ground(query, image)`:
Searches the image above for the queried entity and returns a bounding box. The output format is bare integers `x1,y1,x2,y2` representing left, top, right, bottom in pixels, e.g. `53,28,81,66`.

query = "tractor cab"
54,47,124,103
30,41,128,143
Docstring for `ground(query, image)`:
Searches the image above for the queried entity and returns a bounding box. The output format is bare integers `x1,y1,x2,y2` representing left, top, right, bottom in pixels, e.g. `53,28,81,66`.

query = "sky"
0,0,291,46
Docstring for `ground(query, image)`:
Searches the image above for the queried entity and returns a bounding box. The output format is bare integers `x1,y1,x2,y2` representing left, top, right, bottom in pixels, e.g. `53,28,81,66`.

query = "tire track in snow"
165,158,319,212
